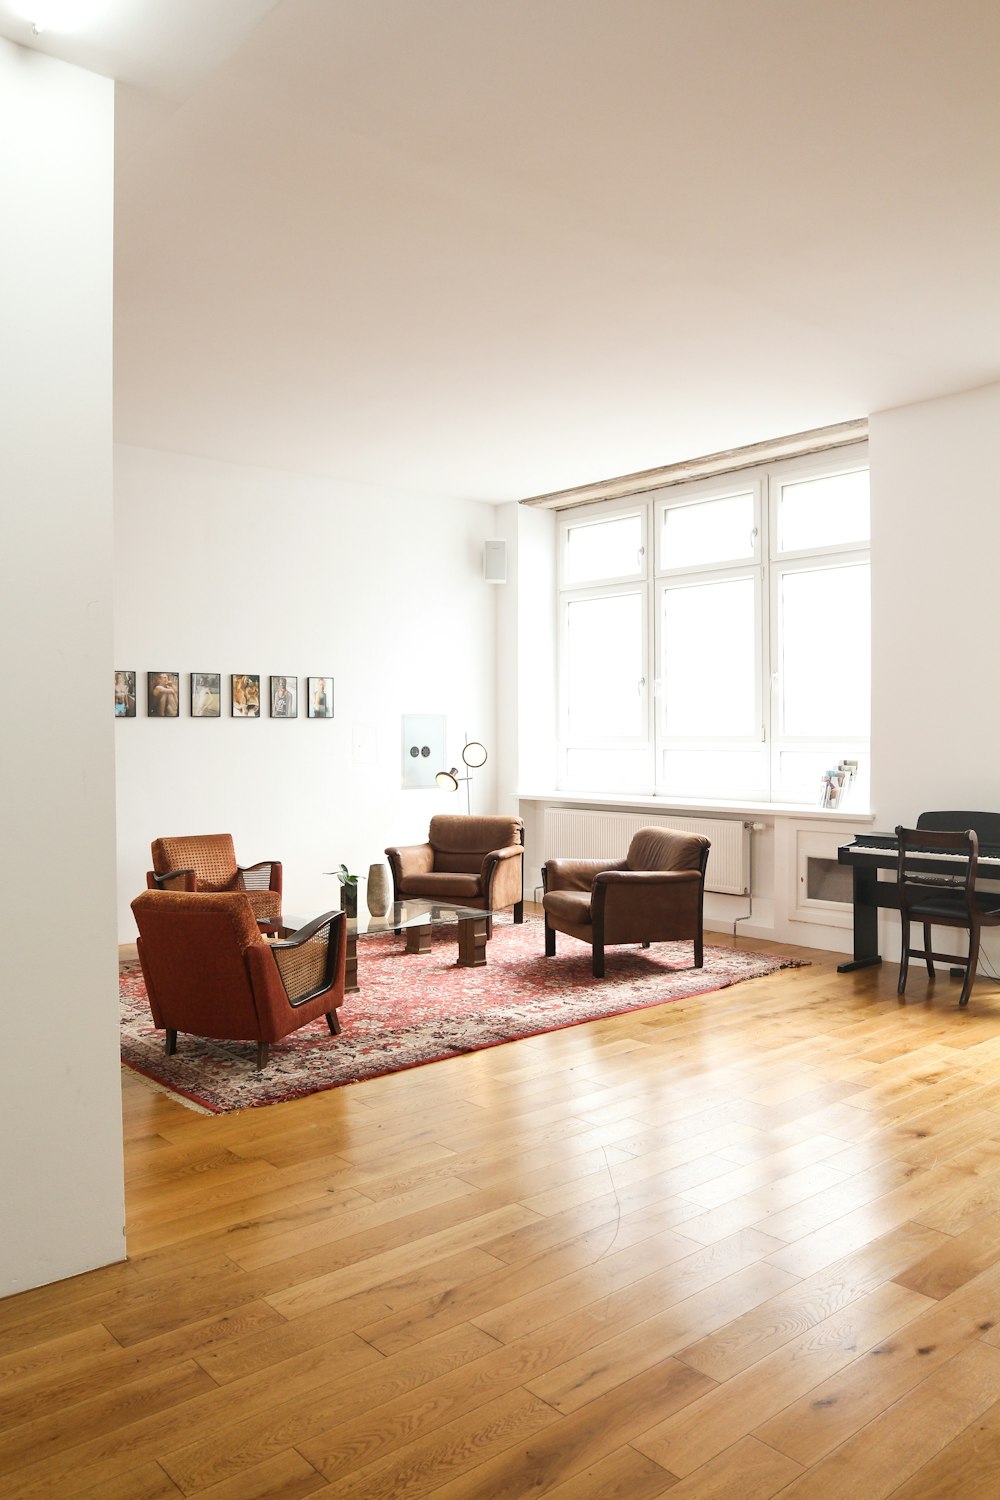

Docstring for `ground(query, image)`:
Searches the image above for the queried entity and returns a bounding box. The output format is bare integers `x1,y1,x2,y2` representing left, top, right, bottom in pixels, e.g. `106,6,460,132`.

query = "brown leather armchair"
385,815,525,923
146,833,282,931
542,826,711,978
131,891,346,1070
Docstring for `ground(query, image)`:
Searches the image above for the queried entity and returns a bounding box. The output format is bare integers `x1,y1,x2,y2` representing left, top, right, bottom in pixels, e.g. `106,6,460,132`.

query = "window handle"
638,676,646,696
637,545,645,566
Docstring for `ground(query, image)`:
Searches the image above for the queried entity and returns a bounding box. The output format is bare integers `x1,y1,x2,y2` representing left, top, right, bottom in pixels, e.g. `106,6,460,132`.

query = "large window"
557,447,870,804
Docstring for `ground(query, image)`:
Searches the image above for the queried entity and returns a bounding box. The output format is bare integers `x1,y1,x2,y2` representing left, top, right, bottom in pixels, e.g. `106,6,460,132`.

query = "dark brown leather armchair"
131,891,346,1070
146,833,282,931
542,826,710,977
385,814,524,923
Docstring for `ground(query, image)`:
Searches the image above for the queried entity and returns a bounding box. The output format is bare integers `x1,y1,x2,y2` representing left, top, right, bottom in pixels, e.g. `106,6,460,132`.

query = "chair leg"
923,923,935,978
513,900,524,924
592,943,605,979
641,940,650,949
326,1010,341,1035
544,921,556,957
694,935,704,968
960,928,981,1008
897,921,911,995
256,1041,269,1070
165,1029,177,1057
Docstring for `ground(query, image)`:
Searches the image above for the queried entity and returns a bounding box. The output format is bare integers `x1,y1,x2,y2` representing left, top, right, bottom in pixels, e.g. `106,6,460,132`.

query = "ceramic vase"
366,861,391,917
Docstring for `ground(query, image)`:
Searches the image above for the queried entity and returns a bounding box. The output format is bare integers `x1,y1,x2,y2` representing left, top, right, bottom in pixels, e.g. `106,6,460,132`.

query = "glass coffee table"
274,900,491,994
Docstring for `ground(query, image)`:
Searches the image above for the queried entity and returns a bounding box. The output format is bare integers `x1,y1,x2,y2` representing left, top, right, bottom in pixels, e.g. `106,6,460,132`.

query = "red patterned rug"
119,918,806,1114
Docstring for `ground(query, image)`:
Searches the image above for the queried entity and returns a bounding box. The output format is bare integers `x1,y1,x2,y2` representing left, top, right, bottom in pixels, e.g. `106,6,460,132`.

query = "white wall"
113,446,503,939
869,380,1000,962
870,381,1000,820
0,42,124,1294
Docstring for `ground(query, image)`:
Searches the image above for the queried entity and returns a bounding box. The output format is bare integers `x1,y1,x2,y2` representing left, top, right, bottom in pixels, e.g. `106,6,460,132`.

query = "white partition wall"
870,382,1000,820
0,42,124,1293
113,446,502,940
869,380,1000,962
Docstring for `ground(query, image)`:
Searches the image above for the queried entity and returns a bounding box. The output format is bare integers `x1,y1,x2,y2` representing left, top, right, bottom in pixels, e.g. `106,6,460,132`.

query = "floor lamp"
435,737,488,813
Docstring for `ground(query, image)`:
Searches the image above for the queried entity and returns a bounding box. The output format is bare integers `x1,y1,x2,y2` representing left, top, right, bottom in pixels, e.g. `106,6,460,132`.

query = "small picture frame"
191,672,222,718
270,675,298,718
308,676,334,718
231,673,261,718
147,671,180,717
114,670,136,718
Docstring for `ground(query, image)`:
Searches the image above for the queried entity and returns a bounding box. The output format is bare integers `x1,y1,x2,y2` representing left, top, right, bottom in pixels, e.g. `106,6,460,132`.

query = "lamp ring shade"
462,741,488,769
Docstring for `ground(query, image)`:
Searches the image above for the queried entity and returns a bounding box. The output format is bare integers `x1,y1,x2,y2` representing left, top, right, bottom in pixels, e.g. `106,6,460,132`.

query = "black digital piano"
837,811,1000,972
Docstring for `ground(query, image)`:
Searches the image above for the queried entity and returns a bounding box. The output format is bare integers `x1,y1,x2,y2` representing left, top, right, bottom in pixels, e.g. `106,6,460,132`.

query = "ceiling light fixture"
15,0,110,37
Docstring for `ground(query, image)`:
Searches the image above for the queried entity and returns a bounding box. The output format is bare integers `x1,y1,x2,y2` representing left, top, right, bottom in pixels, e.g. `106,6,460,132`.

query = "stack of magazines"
820,759,859,810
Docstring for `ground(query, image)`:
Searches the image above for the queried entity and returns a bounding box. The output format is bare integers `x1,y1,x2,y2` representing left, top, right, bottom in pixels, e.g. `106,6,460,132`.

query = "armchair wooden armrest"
268,910,345,1006
148,867,197,892
238,859,282,893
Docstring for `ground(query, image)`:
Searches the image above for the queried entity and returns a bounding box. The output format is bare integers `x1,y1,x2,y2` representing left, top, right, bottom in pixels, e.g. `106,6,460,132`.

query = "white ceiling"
4,0,1000,501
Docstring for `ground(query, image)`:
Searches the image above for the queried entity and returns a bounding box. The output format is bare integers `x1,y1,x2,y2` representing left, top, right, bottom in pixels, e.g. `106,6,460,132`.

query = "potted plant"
336,864,360,918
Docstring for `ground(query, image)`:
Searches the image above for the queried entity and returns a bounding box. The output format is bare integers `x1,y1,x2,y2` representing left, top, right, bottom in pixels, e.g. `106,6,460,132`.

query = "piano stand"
836,862,888,972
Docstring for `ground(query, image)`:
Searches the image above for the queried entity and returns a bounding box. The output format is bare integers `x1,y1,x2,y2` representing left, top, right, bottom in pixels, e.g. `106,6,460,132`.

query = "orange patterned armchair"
147,833,282,931
131,891,346,1070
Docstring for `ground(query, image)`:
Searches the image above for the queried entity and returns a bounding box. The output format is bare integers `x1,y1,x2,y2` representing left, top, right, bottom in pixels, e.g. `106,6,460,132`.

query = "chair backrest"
150,833,239,890
896,825,978,915
626,827,710,873
429,815,523,873
131,890,265,1027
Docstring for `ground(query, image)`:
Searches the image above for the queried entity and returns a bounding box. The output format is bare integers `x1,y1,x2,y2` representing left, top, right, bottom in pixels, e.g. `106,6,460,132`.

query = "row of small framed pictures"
114,671,334,719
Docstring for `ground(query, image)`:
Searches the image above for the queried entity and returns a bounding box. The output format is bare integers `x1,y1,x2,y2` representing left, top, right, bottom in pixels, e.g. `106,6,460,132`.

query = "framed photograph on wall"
191,672,221,718
231,673,261,717
147,671,180,717
270,675,298,718
114,670,136,718
308,677,334,718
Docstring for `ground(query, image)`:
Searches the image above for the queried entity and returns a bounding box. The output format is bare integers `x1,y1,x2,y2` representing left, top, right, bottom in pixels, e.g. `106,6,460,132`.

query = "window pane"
660,748,768,800
662,577,756,737
778,469,870,552
565,513,642,585
565,747,652,790
661,492,755,568
779,564,870,737
566,592,644,739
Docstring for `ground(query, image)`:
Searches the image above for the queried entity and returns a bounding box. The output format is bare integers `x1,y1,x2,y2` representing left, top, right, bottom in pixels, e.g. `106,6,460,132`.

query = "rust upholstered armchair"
147,833,282,931
385,815,525,924
542,826,711,978
131,890,346,1070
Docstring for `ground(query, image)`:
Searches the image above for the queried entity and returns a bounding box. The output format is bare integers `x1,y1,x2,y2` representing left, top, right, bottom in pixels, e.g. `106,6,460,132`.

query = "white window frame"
555,444,869,804
557,498,653,788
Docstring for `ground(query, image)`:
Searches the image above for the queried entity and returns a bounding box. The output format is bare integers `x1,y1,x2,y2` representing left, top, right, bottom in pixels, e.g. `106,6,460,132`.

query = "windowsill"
516,789,874,823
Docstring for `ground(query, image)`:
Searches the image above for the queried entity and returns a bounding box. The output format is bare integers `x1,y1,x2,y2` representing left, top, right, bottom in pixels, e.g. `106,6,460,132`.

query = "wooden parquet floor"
6,930,1000,1498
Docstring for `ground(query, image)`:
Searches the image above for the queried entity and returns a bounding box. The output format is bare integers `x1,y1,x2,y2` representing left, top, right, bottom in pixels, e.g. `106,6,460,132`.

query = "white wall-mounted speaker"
483,538,507,584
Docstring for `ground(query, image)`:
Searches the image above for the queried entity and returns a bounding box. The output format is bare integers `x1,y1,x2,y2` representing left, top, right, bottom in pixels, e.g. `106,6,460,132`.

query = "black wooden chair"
895,824,1000,1007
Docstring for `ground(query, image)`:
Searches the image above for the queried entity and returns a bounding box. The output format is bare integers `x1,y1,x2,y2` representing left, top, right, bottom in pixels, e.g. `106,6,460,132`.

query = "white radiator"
542,808,751,896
